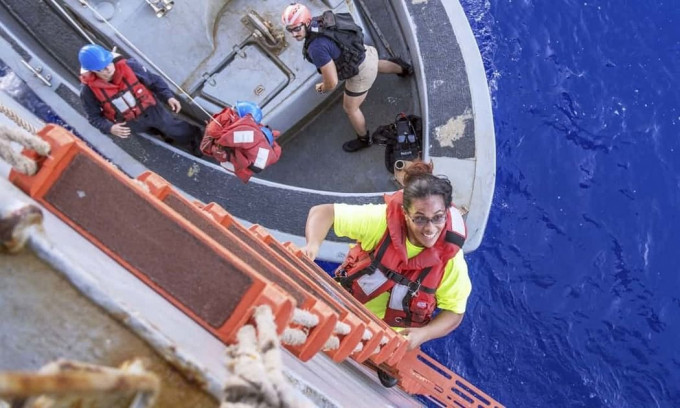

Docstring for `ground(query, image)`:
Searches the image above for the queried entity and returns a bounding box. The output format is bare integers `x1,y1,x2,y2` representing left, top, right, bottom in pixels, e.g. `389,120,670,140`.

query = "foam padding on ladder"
137,171,338,362
396,350,504,408
201,202,368,363
278,240,410,366
9,124,295,344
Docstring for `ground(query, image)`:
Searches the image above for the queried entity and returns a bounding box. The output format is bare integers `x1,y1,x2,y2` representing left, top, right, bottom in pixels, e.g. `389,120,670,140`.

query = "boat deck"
0,0,494,256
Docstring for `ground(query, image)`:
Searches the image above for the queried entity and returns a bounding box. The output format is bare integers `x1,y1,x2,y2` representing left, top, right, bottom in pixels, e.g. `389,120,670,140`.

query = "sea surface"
440,1,679,407
2,1,678,407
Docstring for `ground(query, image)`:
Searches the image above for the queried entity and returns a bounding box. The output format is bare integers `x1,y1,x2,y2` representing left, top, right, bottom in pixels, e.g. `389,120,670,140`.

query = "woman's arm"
300,204,335,260
400,310,464,350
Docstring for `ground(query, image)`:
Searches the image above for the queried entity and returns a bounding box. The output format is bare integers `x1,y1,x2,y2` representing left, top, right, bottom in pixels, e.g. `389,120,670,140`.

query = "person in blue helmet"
78,44,203,156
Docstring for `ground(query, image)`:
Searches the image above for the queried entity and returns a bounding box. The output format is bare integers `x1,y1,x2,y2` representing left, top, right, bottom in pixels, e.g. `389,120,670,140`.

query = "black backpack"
304,11,366,80
372,113,422,173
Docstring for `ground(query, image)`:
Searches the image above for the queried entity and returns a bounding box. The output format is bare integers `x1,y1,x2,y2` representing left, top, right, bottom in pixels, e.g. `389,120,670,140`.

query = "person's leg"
343,92,369,135
378,59,402,74
341,91,372,152
147,105,203,155
341,46,380,152
380,57,413,77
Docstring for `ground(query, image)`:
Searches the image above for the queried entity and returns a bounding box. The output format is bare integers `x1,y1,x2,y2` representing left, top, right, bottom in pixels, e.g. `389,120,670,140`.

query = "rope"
333,321,350,336
222,306,314,408
290,308,319,327
0,103,43,135
0,103,50,176
0,359,159,406
0,125,50,176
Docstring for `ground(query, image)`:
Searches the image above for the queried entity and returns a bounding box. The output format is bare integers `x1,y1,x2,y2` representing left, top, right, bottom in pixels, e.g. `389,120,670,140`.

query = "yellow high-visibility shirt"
333,203,471,318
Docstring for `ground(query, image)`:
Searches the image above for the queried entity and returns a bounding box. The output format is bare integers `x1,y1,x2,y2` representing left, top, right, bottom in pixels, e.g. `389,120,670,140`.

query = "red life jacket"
200,107,282,183
80,58,156,122
335,190,467,327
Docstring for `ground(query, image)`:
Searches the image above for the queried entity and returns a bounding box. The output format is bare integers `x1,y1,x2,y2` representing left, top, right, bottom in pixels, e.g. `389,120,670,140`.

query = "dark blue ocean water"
2,1,679,407
440,1,680,407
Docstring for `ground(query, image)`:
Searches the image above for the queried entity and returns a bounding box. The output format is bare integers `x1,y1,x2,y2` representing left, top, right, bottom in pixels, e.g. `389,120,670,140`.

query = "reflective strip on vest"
450,207,466,236
357,267,389,296
253,147,270,170
233,130,255,144
111,91,137,112
388,284,409,311
220,161,235,171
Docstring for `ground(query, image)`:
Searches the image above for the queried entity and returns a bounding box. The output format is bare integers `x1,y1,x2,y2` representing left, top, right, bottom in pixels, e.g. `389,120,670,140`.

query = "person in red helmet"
78,44,202,156
281,3,413,153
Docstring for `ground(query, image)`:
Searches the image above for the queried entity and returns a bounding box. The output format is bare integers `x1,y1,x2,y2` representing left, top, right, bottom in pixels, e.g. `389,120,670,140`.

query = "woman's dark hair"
402,161,453,210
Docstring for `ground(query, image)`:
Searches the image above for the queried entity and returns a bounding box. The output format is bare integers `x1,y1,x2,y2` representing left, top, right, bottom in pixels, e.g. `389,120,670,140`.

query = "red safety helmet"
281,3,312,27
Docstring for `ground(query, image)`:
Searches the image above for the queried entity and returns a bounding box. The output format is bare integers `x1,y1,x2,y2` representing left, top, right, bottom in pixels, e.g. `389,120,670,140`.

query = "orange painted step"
201,202,368,363
280,241,410,366
9,124,295,344
250,227,409,366
136,171,338,362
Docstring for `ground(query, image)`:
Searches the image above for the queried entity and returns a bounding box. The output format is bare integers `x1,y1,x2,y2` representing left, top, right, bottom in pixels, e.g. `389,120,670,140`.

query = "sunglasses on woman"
406,213,447,227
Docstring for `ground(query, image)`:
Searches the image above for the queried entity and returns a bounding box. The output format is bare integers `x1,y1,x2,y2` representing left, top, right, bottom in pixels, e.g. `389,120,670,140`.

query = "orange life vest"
80,58,156,122
201,107,282,183
335,190,467,327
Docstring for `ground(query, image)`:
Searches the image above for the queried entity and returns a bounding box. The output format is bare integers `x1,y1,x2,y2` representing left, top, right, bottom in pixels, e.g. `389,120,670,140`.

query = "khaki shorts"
344,45,379,96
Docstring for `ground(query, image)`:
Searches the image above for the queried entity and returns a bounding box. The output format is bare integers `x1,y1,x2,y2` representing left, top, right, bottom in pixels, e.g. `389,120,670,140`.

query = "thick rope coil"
0,136,35,176
279,307,321,347
333,321,350,336
368,336,391,357
0,201,43,253
0,125,49,155
280,328,307,347
0,118,50,176
290,308,319,328
221,306,314,408
0,103,50,175
352,342,364,354
0,359,159,407
362,329,373,342
0,103,42,135
322,336,340,352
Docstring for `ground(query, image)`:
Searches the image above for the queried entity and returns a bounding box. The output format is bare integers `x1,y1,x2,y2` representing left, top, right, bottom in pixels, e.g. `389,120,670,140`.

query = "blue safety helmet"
235,100,263,123
78,44,114,71
260,126,274,146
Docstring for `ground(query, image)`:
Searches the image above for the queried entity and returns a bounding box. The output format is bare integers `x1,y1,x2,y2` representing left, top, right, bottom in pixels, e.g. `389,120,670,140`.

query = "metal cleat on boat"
145,0,174,18
243,10,286,54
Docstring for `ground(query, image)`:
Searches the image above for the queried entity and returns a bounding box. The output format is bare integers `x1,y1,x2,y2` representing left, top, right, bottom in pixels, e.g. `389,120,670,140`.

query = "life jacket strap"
384,268,436,295
401,266,434,326
336,233,392,292
445,230,465,248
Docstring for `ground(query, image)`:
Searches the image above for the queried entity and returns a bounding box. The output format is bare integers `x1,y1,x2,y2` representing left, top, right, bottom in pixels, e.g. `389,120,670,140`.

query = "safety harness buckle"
407,280,421,296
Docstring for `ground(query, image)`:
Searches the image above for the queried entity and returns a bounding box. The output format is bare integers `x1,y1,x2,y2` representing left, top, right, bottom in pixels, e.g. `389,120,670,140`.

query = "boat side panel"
404,0,475,159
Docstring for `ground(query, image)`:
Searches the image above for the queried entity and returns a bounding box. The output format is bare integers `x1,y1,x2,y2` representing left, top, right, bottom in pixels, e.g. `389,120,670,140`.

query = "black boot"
388,56,413,78
377,368,398,388
342,131,371,153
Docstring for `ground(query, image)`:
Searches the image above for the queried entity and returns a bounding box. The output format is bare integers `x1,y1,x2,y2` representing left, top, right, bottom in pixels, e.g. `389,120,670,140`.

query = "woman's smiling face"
403,195,447,248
